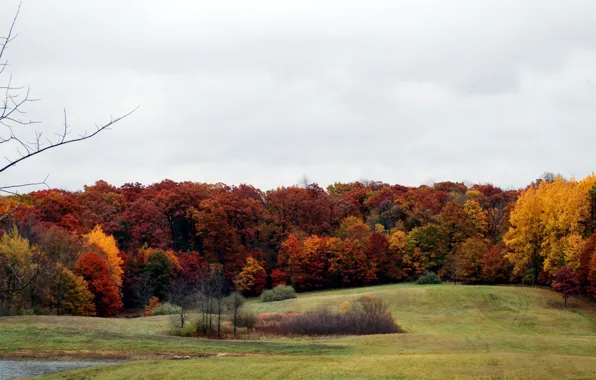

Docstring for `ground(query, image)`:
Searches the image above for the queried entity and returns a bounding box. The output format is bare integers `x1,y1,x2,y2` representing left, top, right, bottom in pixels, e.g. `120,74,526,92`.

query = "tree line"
1,174,596,316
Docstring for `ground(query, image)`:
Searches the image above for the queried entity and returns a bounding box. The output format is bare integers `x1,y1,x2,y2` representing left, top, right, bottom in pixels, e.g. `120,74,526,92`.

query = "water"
0,360,116,380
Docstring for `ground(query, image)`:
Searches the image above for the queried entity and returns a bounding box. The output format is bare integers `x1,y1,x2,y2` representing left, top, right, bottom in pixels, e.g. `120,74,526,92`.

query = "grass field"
4,284,596,379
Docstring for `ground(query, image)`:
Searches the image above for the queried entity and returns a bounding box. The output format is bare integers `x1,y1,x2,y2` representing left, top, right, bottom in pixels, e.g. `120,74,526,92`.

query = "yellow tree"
84,226,124,288
234,257,266,294
51,264,96,316
539,176,589,273
504,186,543,284
506,175,594,283
0,228,38,315
463,200,488,238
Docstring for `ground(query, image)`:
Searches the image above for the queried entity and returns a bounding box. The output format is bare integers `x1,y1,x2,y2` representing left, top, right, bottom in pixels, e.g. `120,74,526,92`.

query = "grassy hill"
8,284,596,379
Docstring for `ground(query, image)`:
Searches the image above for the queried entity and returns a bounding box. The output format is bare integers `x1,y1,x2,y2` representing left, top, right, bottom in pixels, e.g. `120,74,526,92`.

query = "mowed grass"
39,354,596,380
19,284,596,379
0,314,345,356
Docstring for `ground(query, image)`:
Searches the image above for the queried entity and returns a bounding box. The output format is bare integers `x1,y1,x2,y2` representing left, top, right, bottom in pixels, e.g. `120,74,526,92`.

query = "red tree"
75,252,123,317
552,267,579,307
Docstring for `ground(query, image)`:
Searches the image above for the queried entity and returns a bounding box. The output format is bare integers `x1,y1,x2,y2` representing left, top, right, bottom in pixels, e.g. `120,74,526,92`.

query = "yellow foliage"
234,257,265,292
504,187,543,278
389,230,407,252
463,200,488,237
466,189,482,199
84,226,123,287
52,264,96,316
562,234,586,272
506,175,593,277
374,224,386,234
0,228,38,312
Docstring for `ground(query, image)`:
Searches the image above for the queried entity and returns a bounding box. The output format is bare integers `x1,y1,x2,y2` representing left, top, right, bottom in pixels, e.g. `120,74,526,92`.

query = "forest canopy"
2,174,596,316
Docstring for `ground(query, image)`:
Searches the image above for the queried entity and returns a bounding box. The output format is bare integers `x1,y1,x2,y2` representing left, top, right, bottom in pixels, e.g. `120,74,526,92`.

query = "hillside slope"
29,284,596,379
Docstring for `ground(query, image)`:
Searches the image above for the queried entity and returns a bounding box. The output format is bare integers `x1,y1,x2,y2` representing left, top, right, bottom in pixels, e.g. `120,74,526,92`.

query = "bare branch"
0,106,138,174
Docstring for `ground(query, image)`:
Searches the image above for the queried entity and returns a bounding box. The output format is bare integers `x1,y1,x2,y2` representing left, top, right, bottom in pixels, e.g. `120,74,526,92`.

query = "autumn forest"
2,173,596,319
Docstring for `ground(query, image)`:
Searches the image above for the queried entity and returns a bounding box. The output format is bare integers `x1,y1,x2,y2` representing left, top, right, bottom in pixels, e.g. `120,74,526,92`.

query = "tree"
552,267,579,307
75,252,122,317
455,237,488,283
0,3,135,208
145,250,173,301
481,244,512,284
84,226,124,288
504,186,543,284
0,227,39,315
51,264,95,316
463,200,488,238
234,257,266,295
168,274,195,329
226,291,246,338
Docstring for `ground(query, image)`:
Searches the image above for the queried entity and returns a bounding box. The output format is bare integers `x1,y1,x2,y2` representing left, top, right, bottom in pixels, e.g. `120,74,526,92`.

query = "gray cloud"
2,0,596,192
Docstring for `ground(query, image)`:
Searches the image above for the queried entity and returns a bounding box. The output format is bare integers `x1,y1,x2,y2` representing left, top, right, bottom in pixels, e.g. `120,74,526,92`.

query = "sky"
1,0,596,192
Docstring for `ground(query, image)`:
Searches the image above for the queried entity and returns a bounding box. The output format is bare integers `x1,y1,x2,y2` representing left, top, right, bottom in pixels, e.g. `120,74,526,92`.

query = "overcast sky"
1,0,596,191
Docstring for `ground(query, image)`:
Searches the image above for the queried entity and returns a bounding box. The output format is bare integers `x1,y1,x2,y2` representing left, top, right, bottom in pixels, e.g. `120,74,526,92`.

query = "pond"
0,360,117,379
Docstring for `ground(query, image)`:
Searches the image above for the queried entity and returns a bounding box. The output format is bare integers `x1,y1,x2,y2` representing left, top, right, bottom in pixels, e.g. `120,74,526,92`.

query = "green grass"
16,284,596,379
0,315,345,356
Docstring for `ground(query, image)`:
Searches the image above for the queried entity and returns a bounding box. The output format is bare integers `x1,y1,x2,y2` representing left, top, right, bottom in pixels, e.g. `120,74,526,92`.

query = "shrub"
280,296,402,335
236,309,257,331
144,296,161,316
152,302,181,316
416,271,441,284
172,321,196,337
261,285,297,302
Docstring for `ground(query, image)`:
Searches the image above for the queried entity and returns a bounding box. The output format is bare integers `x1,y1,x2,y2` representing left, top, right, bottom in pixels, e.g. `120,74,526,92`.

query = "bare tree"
0,3,135,312
210,268,226,338
169,275,195,329
195,265,227,337
225,291,246,338
134,272,154,309
0,2,136,197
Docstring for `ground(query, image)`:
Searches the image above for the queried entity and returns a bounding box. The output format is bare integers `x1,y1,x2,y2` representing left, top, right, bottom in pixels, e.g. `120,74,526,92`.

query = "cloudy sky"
1,0,596,191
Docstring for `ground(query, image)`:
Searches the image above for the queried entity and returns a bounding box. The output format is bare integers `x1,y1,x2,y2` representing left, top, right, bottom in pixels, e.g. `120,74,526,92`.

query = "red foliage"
270,269,287,287
552,267,579,307
75,252,123,317
144,296,161,316
481,244,512,284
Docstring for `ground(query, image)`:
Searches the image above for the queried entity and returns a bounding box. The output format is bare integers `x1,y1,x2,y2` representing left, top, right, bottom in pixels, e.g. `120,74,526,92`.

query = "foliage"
84,226,124,288
75,252,122,317
51,264,96,316
152,302,182,316
261,285,297,302
143,296,161,316
552,267,579,307
145,249,173,300
416,271,441,285
234,257,266,294
8,173,596,314
0,227,39,315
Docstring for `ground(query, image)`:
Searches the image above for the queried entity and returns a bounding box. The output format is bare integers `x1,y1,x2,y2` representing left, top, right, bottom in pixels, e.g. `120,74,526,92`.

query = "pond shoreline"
0,349,239,361
0,359,122,380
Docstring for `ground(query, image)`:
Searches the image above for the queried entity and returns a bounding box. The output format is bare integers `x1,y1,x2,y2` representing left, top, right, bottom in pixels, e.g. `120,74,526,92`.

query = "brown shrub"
280,296,403,335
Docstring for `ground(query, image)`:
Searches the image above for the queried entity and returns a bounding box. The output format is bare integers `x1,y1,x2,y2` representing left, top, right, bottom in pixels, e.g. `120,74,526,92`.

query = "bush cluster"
279,295,402,335
416,271,441,284
152,302,181,316
236,309,257,331
261,285,297,302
